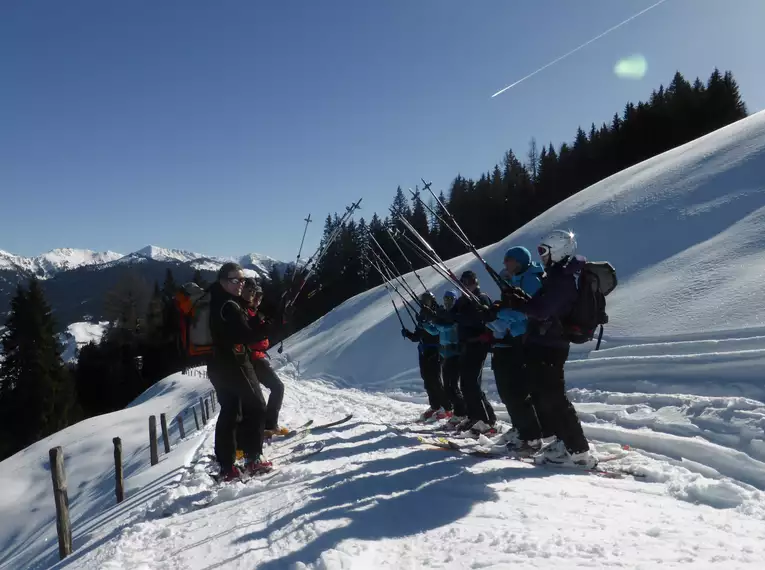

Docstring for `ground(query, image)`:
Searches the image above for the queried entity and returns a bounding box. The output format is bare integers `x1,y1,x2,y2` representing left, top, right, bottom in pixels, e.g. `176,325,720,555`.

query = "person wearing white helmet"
508,229,598,469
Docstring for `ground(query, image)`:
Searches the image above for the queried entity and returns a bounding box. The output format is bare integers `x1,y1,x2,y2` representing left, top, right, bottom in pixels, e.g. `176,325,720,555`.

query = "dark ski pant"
491,343,543,441
208,359,267,470
525,344,588,453
459,343,496,425
252,357,284,430
442,354,467,416
419,348,447,411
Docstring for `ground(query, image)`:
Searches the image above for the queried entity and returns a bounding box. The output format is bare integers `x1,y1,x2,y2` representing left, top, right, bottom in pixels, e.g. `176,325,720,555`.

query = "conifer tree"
0,279,78,458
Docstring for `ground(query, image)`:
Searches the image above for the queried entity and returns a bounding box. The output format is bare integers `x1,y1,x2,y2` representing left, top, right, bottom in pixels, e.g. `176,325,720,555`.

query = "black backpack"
562,261,617,347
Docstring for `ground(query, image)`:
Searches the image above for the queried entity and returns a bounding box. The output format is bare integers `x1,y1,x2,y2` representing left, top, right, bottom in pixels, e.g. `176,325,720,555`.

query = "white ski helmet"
538,229,577,263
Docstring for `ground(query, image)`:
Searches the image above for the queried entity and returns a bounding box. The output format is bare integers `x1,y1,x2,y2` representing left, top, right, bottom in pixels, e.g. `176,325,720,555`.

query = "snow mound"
282,111,765,393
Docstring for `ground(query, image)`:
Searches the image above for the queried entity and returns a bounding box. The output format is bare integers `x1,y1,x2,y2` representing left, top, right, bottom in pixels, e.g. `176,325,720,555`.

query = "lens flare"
614,54,648,79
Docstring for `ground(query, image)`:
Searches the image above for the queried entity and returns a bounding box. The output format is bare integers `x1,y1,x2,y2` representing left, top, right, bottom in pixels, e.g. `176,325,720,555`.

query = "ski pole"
383,221,429,293
420,179,507,291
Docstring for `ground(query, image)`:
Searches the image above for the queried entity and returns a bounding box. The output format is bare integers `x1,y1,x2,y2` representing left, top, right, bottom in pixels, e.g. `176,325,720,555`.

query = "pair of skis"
416,434,641,479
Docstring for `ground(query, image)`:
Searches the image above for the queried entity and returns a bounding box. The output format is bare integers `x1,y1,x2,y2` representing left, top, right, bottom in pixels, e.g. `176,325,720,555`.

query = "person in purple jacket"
510,229,597,469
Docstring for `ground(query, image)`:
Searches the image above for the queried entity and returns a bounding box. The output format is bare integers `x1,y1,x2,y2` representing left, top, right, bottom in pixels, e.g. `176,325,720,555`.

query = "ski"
265,419,314,441
417,436,639,480
312,412,354,431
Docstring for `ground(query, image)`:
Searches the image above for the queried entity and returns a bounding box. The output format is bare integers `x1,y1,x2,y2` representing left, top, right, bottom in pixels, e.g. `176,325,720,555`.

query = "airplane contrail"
491,0,669,98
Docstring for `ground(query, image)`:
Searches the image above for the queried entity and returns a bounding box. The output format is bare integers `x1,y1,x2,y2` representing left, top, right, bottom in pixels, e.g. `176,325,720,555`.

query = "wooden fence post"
204,398,211,421
149,416,159,466
49,447,73,559
113,437,124,504
192,406,200,431
211,391,216,412
199,397,207,424
160,413,170,454
177,414,186,440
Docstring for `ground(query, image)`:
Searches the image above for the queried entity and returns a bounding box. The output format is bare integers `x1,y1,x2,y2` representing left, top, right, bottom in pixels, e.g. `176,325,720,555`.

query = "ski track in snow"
50,362,765,570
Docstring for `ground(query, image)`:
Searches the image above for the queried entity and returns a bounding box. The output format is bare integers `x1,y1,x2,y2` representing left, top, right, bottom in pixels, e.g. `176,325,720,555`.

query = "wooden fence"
48,368,216,561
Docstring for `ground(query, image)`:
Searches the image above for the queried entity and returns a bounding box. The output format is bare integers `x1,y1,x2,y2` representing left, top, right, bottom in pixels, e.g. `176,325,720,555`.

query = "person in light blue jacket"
487,246,547,451
422,290,467,422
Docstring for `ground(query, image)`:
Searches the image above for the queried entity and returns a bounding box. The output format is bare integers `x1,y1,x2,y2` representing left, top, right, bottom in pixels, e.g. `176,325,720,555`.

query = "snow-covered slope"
58,321,109,362
0,248,123,278
2,362,763,569
282,110,765,392
0,370,215,570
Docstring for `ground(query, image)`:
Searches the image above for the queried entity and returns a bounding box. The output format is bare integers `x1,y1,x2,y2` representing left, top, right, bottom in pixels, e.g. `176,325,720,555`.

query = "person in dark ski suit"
422,290,466,424
241,278,288,436
507,230,597,468
402,291,449,421
486,247,547,451
445,270,496,434
208,263,272,480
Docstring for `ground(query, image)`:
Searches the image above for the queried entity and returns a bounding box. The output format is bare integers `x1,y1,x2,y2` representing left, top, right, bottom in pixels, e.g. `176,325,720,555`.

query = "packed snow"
1,362,763,569
58,321,109,362
1,113,765,569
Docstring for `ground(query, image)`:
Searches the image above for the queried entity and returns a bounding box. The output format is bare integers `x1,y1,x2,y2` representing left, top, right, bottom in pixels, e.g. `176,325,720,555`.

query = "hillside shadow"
229,446,553,569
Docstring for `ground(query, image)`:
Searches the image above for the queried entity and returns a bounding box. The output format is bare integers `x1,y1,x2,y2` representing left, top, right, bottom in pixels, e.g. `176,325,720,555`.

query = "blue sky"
2,0,763,262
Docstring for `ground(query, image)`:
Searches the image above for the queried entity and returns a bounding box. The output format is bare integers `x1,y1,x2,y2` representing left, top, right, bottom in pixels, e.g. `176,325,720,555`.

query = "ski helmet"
443,290,457,299
504,246,531,270
460,270,478,285
538,229,577,263
420,291,436,305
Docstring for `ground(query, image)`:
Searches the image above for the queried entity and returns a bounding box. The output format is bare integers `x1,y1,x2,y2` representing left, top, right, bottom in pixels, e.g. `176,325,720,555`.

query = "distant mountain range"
0,245,289,332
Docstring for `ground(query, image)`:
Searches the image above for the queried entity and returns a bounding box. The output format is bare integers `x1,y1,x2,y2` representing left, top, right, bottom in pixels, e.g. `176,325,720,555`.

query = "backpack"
562,261,617,347
174,282,214,358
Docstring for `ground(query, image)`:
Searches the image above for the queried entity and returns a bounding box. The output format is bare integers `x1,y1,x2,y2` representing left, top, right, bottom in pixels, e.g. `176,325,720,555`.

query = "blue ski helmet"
443,289,457,299
504,246,531,271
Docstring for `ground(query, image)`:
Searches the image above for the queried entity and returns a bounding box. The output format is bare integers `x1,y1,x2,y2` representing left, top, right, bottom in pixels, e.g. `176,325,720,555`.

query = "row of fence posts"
49,368,213,561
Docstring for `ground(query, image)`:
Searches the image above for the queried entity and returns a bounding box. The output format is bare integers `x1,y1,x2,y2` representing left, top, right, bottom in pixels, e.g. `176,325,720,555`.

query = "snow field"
41,360,765,570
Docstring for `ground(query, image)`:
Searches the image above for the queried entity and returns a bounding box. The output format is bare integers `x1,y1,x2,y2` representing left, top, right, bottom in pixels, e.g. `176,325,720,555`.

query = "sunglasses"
537,245,550,257
226,277,246,286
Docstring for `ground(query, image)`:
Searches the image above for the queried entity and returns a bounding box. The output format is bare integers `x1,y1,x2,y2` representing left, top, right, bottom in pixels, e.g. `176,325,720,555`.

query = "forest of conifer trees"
0,67,748,460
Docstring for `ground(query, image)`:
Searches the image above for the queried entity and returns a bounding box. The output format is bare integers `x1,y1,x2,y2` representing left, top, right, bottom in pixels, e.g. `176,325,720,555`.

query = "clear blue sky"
2,0,763,261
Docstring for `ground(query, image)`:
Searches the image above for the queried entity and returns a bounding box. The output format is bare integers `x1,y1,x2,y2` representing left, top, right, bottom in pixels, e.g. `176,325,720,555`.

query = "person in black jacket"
450,270,496,435
208,263,272,480
403,291,449,421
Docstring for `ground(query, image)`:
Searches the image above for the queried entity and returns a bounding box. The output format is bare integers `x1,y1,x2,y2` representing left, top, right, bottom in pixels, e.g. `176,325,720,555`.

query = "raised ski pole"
420,179,507,291
364,248,419,317
383,222,429,293
397,215,481,304
366,230,421,304
279,212,314,354
364,252,418,323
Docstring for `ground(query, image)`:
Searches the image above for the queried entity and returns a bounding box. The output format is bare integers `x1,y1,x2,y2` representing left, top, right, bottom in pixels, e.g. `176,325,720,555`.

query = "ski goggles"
537,245,551,257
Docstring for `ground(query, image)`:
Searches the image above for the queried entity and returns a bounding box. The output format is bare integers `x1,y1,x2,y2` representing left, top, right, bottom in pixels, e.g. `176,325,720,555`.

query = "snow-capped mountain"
0,248,123,279
0,244,289,330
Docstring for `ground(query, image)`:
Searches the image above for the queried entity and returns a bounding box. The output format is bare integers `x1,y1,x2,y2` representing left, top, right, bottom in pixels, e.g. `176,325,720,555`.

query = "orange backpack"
174,283,214,358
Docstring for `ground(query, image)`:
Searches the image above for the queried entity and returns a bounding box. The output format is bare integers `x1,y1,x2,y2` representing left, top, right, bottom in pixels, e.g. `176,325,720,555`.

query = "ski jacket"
404,310,441,355
245,307,271,360
521,255,586,349
422,317,460,359
208,282,266,385
452,288,492,345
487,262,544,347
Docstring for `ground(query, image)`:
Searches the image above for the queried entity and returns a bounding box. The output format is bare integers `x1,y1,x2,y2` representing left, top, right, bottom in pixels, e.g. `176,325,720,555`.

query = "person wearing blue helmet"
487,246,546,453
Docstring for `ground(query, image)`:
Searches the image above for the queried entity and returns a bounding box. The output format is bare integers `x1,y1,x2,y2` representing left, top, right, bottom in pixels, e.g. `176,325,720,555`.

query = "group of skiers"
402,229,598,469
206,263,289,481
